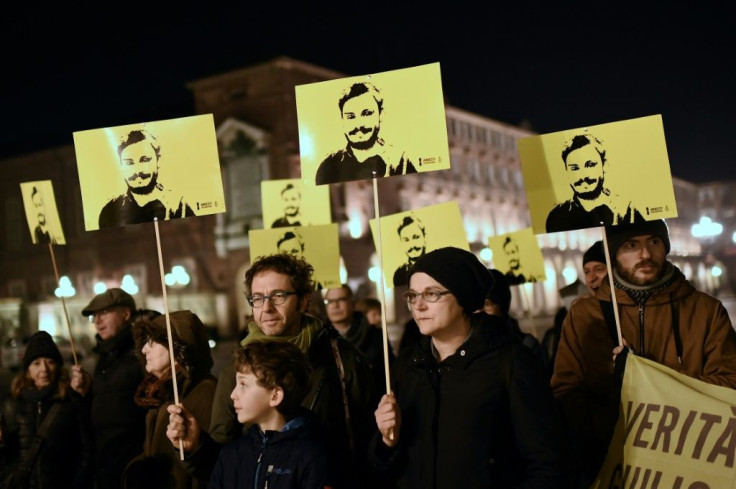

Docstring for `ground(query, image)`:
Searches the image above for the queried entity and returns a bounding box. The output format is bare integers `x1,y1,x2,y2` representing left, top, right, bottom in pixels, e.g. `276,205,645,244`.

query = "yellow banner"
593,355,736,489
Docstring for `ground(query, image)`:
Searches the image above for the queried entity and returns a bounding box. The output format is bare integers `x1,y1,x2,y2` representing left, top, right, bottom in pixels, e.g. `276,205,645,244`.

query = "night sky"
2,3,733,183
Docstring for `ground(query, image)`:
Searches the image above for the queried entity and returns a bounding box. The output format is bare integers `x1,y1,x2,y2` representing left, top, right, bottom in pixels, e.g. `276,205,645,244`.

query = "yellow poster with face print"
487,228,546,285
518,115,677,234
261,179,331,229
296,63,450,186
369,201,470,288
249,224,341,289
73,114,226,231
20,180,66,245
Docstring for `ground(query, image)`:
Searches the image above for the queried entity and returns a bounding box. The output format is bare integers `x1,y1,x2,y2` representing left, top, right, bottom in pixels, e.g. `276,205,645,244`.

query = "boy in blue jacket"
208,340,329,489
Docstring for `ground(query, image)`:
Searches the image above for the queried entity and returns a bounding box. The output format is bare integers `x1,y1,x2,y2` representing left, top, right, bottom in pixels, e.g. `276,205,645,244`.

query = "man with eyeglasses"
324,284,395,399
165,253,378,488
372,247,568,489
70,288,146,489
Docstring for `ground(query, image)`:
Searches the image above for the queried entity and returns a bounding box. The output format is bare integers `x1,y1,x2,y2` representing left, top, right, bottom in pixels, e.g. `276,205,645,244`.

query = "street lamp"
691,217,723,238
165,265,190,309
121,274,139,295
54,276,76,298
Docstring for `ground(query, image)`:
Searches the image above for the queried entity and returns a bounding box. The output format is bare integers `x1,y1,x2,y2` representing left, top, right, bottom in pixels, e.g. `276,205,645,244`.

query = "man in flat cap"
71,288,146,489
551,219,736,485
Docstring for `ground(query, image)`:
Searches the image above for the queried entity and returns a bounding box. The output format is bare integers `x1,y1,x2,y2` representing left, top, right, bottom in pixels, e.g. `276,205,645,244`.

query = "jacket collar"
412,313,516,369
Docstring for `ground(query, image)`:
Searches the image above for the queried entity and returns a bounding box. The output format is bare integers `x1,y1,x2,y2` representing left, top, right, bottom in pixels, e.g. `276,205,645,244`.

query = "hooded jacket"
208,409,327,489
187,314,376,488
373,313,567,489
124,311,216,489
551,265,736,480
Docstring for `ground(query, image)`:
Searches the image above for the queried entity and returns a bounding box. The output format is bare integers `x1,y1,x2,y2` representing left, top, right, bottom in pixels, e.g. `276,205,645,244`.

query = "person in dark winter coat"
0,331,94,489
166,254,376,489
71,288,147,489
209,340,327,489
123,310,216,489
373,247,568,489
323,285,394,394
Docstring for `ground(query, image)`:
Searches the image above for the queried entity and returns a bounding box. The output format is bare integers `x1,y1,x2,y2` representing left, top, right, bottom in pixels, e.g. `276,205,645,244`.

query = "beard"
617,259,664,286
346,125,380,151
572,177,604,200
285,206,299,217
128,172,159,195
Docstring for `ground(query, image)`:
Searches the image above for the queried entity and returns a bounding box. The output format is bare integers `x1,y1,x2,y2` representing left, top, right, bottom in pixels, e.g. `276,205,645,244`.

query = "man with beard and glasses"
271,183,304,228
30,186,57,244
98,129,195,228
393,215,426,287
551,220,736,486
502,236,536,286
545,133,644,233
315,81,417,185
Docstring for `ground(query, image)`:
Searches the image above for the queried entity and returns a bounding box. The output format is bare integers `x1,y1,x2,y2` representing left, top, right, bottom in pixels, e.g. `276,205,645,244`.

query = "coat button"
460,350,466,356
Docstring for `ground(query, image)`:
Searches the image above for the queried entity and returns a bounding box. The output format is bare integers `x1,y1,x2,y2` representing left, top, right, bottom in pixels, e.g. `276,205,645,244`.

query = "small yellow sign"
20,180,66,245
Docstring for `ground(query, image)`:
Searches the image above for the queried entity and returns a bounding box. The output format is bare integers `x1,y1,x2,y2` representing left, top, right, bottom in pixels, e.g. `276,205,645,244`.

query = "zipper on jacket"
255,434,269,489
638,304,645,356
264,464,274,489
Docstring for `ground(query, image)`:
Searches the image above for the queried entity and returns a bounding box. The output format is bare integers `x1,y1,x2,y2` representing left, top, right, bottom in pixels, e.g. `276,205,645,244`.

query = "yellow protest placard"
261,179,331,229
19,180,66,245
593,355,736,489
518,115,677,234
369,201,469,288
487,228,546,285
249,224,341,289
296,63,450,185
73,114,226,231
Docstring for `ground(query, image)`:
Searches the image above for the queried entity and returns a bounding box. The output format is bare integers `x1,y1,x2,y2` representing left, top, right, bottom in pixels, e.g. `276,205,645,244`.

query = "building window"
491,131,502,149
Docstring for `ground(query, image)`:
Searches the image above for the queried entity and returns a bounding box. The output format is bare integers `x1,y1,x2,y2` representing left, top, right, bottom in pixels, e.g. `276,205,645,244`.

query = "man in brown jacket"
551,219,736,485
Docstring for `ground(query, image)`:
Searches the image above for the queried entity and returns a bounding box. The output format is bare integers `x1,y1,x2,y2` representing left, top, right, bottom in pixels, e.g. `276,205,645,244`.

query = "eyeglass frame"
403,289,452,309
247,290,298,308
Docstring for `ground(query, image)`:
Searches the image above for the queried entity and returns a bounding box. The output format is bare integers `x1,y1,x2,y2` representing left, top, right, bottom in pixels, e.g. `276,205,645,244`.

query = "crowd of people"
1,219,735,489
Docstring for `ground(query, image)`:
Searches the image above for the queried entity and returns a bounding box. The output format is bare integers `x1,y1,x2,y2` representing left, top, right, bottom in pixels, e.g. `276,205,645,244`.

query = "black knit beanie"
23,331,63,371
606,219,671,259
583,241,606,266
409,247,493,314
486,269,512,316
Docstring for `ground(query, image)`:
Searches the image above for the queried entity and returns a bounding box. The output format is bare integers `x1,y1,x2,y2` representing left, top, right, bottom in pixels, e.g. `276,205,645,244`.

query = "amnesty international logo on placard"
73,114,226,231
296,63,450,186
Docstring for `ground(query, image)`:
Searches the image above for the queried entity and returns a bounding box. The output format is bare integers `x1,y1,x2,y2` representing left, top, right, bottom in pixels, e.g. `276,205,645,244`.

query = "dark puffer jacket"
0,386,94,488
372,313,568,489
90,324,147,488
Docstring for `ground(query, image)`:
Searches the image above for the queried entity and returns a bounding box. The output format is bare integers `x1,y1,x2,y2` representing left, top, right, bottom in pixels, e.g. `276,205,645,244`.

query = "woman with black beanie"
0,331,94,488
